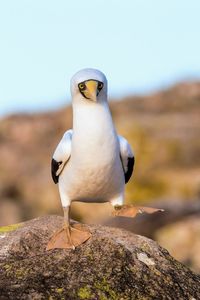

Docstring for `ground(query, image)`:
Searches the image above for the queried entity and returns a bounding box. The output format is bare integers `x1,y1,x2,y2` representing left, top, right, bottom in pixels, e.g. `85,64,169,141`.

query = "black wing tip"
51,158,60,184
125,156,135,184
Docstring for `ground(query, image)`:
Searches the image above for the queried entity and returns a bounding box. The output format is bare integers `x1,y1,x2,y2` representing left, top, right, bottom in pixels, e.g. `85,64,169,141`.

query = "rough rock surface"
0,216,199,300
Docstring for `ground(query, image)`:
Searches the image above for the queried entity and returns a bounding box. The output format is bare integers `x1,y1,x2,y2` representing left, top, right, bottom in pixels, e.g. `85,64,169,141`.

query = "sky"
0,0,200,116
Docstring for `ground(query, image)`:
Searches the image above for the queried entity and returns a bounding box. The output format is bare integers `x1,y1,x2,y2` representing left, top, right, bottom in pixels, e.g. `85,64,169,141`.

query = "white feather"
53,129,72,176
118,135,134,173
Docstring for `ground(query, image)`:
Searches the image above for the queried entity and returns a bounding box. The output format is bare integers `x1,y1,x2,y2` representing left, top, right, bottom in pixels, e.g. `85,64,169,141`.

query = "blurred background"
0,0,200,273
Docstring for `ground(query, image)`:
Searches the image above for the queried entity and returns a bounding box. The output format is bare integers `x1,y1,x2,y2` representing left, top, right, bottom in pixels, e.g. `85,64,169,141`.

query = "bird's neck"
72,101,116,143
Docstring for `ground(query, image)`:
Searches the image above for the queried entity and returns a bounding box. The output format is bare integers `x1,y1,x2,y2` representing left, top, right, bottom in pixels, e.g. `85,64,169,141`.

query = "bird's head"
70,68,107,103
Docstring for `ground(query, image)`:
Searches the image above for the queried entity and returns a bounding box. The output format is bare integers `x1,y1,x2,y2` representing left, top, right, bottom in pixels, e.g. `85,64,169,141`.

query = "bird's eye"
79,83,86,90
98,82,103,91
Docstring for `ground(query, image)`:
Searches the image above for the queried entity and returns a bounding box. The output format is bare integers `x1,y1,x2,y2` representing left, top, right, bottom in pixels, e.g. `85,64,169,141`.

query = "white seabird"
47,68,135,250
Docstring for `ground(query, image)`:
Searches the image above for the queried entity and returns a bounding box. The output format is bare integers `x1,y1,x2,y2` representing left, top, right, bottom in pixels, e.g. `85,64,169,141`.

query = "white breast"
59,102,125,203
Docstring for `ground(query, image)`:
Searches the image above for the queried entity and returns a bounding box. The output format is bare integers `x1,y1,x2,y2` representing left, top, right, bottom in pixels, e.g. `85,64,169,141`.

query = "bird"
47,68,136,250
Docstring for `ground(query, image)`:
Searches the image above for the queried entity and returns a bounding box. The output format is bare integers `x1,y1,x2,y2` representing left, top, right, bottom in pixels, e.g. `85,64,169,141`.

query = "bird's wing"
118,135,135,184
51,129,73,184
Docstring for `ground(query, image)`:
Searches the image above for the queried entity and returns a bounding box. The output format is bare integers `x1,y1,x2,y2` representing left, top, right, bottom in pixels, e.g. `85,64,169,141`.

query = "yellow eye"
79,83,86,90
98,82,103,90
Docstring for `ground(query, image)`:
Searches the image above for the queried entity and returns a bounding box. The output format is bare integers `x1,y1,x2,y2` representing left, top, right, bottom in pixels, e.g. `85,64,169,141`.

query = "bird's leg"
63,206,75,249
46,206,74,250
46,206,91,251
112,204,164,218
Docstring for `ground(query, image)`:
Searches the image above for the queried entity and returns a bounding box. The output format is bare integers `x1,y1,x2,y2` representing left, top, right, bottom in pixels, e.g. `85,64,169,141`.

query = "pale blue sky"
0,0,200,116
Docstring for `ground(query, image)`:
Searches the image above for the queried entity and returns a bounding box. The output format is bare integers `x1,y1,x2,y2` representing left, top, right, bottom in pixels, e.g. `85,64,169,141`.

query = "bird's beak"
84,80,98,101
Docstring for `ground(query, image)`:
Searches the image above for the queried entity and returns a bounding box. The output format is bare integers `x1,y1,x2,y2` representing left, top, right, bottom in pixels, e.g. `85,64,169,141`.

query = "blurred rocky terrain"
0,81,200,272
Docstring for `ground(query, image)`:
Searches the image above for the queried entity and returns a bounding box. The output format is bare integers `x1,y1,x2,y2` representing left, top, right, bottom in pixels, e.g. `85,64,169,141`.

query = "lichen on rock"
0,223,22,233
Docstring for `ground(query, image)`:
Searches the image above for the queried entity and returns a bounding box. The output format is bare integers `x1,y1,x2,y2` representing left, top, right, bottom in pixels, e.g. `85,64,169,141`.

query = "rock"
0,216,199,300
